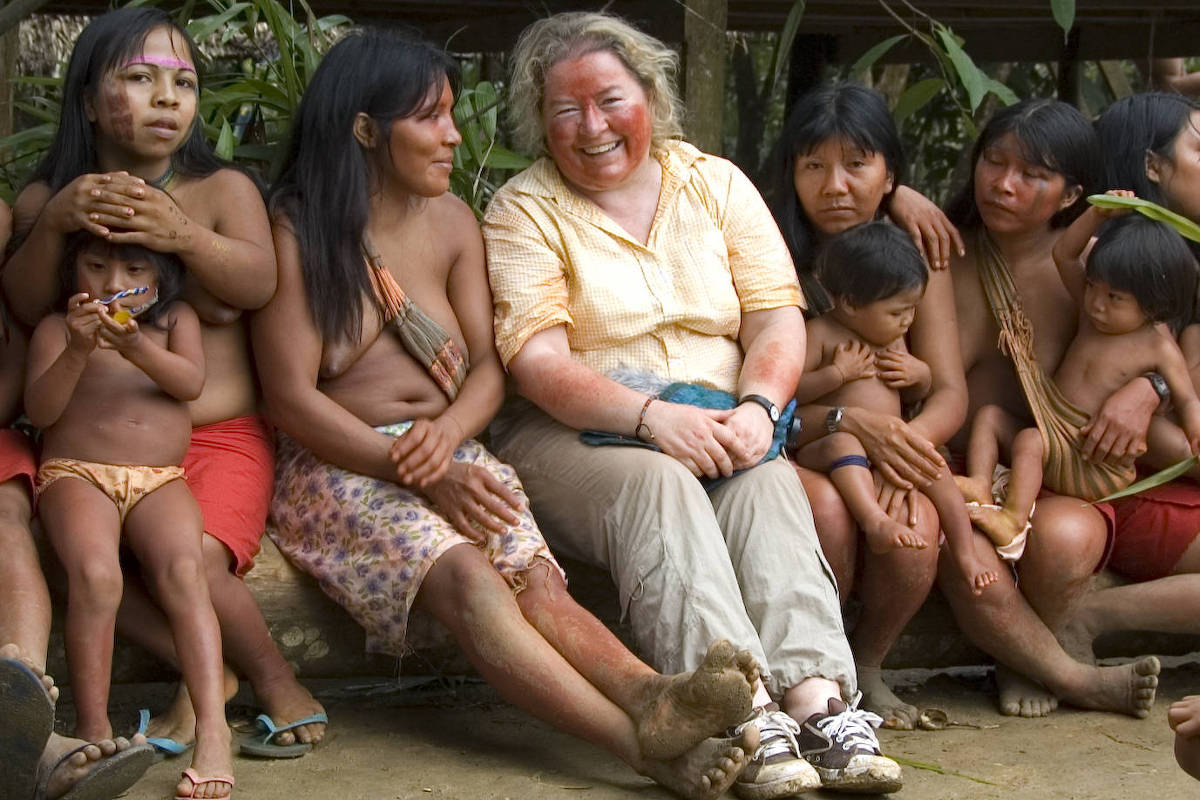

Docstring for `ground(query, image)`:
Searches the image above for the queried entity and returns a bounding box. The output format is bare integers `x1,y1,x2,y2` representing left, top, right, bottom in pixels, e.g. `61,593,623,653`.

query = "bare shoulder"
175,168,264,218
430,191,478,232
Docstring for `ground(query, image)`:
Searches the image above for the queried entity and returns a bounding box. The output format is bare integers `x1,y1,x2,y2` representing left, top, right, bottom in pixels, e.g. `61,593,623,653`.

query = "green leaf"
187,3,249,43
1087,193,1200,243
1093,456,1198,503
849,35,907,77
983,77,1019,106
893,78,945,125
1051,0,1075,39
936,26,985,111
483,146,533,171
766,1,805,97
214,119,236,160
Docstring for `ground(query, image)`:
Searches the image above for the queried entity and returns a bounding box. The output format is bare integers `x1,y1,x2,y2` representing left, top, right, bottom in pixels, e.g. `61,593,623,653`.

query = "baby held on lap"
792,221,998,596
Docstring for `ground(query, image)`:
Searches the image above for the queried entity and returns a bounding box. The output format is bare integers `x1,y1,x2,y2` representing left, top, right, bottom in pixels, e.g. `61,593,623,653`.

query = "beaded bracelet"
635,396,656,440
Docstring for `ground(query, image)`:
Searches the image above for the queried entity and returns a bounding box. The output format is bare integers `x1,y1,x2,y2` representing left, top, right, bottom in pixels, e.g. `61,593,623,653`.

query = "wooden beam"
0,0,51,38
682,0,726,155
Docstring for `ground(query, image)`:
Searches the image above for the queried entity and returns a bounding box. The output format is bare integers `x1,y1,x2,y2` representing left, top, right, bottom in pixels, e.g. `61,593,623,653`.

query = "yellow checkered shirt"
483,140,804,393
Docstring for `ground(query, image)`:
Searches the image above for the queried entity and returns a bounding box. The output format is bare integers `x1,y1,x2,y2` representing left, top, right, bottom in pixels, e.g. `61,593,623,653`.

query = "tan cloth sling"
976,232,1135,501
363,239,468,402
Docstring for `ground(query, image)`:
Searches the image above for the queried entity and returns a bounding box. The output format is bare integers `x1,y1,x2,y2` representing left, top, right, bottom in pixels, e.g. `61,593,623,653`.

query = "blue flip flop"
239,712,328,759
136,708,193,757
1,657,56,800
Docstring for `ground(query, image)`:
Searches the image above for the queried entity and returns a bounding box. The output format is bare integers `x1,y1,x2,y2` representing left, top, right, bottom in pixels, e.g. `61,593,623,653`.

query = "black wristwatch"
825,406,845,435
1144,372,1170,406
739,393,780,423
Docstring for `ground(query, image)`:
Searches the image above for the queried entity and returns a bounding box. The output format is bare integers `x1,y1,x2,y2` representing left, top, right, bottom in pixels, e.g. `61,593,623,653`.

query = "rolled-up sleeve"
713,161,806,314
483,192,574,368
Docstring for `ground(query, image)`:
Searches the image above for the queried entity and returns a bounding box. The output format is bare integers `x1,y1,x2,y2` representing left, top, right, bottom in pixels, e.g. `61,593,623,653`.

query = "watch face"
769,406,780,422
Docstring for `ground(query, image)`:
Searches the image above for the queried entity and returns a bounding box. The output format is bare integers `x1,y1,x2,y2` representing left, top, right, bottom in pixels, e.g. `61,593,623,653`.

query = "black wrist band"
1144,372,1170,405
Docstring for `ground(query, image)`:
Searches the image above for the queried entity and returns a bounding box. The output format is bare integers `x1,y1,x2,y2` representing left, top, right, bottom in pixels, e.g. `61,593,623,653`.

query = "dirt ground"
92,657,1200,800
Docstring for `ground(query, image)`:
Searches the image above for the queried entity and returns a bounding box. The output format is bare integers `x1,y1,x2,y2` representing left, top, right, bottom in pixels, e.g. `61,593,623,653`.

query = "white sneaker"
797,694,903,794
732,708,821,799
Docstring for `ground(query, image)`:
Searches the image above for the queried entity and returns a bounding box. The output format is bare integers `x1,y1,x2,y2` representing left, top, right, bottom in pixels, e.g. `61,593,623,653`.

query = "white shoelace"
739,709,803,760
815,693,885,754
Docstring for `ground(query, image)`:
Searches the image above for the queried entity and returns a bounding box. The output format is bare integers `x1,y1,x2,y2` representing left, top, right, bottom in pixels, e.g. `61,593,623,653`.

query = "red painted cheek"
103,85,135,143
613,103,651,156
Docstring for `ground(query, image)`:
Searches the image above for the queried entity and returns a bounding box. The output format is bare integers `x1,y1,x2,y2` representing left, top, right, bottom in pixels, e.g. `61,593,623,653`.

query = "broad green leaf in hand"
1087,194,1200,243
1093,456,1198,503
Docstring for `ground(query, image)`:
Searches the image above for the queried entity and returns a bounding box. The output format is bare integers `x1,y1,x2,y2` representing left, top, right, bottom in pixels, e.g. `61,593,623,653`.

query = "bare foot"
144,665,239,749
250,670,327,746
997,665,1058,717
1060,657,1160,719
176,723,234,799
955,475,992,505
635,639,754,761
638,725,758,800
966,504,1027,548
858,666,918,730
38,731,151,800
1169,696,1200,780
1,642,59,703
862,514,927,554
952,549,1000,597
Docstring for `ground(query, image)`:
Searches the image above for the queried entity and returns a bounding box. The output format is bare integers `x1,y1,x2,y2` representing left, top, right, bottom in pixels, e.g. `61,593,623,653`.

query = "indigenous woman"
768,83,967,730
257,28,763,800
2,7,320,795
483,12,901,797
944,98,1160,718
1057,94,1200,656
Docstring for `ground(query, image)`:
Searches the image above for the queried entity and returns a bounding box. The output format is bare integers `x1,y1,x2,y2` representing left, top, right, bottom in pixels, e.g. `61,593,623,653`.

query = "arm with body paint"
726,305,805,469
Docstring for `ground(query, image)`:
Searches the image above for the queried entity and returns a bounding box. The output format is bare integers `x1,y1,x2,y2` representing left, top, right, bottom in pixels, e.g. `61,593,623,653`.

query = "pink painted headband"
120,57,196,72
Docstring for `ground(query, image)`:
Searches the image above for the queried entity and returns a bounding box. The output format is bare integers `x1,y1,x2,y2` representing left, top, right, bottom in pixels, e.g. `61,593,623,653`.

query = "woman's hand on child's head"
102,185,193,254
65,292,102,352
389,415,463,488
831,341,876,384
875,347,932,393
422,461,524,542
49,172,142,238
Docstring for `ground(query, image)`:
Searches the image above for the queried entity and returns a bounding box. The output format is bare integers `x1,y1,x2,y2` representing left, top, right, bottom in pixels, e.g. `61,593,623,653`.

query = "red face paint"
542,50,654,195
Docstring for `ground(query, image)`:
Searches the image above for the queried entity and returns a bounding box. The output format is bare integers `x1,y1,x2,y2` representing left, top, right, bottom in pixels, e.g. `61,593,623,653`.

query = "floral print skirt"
268,423,564,657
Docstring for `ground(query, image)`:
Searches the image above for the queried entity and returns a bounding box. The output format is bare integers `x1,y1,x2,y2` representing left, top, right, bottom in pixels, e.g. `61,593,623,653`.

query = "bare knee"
420,544,514,621
1026,498,1106,578
73,560,124,613
515,561,568,613
147,556,209,609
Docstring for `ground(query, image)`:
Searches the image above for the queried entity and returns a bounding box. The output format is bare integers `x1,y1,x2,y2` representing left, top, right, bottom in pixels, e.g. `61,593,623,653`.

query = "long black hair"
767,84,905,315
1095,92,1200,207
270,28,460,343
31,7,223,192
946,98,1102,231
59,232,185,327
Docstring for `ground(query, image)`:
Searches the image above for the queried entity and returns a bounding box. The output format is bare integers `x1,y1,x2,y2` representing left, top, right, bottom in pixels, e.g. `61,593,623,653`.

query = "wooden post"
682,0,726,155
0,4,19,140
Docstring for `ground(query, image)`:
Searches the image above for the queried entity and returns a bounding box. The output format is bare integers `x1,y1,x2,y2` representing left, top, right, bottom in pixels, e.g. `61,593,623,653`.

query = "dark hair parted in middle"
31,6,223,192
770,83,906,280
271,28,461,343
60,232,185,326
1086,214,1199,333
815,221,928,309
1095,92,1200,206
946,98,1102,231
